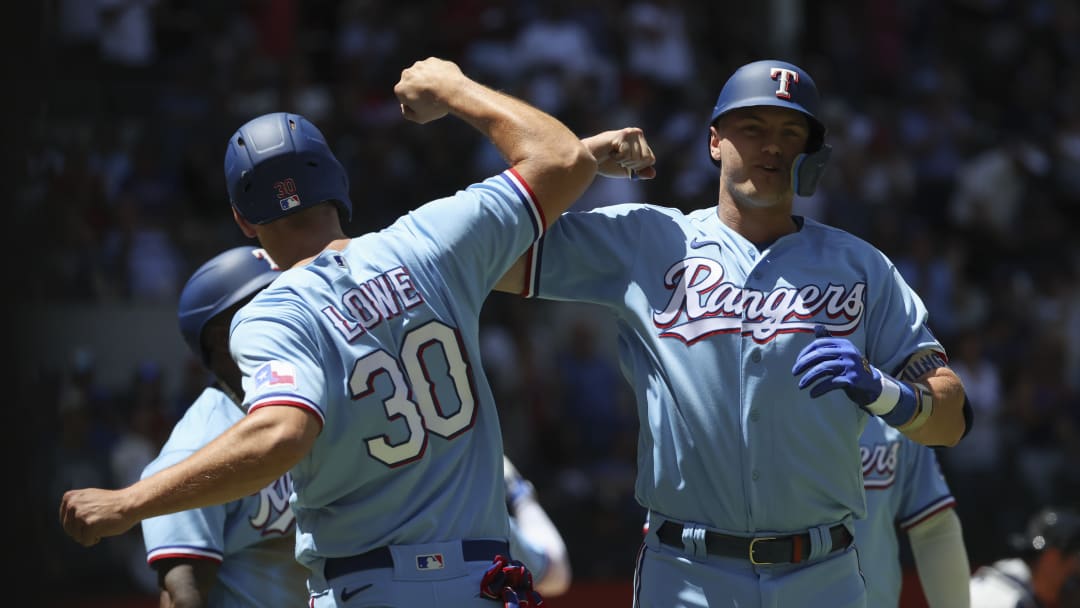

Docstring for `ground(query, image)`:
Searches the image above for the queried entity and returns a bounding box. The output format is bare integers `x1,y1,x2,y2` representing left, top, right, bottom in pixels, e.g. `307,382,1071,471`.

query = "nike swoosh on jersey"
690,236,723,249
341,583,373,602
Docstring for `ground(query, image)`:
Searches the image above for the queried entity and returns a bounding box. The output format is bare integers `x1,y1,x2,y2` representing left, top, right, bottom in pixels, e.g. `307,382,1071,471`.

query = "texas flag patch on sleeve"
254,361,298,391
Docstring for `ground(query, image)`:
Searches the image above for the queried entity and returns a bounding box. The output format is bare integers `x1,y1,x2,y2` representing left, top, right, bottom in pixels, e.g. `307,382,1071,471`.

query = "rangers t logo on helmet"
769,67,800,99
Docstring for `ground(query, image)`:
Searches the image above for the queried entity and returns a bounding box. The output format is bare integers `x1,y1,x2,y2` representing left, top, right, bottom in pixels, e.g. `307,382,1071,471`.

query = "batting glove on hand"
480,554,544,608
792,325,918,427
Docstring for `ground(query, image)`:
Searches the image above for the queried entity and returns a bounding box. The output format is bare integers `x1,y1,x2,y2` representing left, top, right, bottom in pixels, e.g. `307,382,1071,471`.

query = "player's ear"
232,207,258,238
709,125,723,163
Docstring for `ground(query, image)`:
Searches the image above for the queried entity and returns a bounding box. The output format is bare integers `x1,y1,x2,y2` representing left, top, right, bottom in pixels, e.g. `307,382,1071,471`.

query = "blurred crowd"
21,0,1080,599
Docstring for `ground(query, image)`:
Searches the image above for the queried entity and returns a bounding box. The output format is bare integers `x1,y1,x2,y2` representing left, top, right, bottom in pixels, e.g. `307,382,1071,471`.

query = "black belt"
656,522,851,565
324,540,508,581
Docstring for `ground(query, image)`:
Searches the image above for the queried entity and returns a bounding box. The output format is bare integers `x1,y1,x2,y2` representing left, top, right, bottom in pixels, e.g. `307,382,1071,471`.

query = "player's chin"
734,186,789,210
748,170,793,192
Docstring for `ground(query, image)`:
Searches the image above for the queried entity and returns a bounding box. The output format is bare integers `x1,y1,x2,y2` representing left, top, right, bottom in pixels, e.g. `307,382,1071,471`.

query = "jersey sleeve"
527,204,652,304
140,391,239,564
389,169,545,302
863,254,947,376
231,295,327,425
141,482,230,564
896,439,956,531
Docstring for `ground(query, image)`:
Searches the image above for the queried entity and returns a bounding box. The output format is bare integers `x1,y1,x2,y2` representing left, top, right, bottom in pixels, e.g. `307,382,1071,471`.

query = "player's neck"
256,226,349,269
292,237,351,268
716,199,798,246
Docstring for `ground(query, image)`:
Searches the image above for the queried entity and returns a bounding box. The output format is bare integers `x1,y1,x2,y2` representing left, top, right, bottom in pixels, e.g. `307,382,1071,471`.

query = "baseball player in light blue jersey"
140,245,309,607
496,59,973,607
856,416,969,607
503,455,572,597
60,57,656,608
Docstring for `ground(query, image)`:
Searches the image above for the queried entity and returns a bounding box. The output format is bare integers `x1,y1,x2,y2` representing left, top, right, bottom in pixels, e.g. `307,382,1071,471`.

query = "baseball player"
140,245,308,607
495,59,972,607
503,455,572,597
970,507,1080,608
855,416,970,607
60,57,655,607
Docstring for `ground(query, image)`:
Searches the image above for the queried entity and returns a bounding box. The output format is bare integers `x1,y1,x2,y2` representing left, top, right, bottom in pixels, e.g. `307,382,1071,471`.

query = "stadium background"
16,0,1079,605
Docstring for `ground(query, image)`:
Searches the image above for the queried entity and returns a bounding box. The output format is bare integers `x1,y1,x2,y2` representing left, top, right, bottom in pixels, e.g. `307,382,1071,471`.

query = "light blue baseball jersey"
230,169,544,574
526,204,944,536
141,387,308,607
855,416,956,608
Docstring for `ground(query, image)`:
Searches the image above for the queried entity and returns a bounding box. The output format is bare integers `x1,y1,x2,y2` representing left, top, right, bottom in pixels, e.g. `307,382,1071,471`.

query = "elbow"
931,396,970,448
562,140,599,190
937,425,964,448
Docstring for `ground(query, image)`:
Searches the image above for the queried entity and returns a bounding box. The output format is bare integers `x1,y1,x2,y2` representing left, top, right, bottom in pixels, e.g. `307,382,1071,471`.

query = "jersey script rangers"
526,203,944,535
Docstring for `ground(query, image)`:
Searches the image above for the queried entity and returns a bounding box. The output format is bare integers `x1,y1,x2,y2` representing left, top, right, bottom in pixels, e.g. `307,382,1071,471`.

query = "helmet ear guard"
792,144,832,198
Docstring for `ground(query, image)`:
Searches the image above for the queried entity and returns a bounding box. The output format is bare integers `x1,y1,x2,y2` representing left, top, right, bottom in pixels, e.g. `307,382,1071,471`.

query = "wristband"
897,382,934,432
863,374,902,416
868,375,919,429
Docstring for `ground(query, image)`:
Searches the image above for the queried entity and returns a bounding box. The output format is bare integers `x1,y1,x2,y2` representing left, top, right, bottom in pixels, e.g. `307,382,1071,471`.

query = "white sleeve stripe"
147,546,224,563
499,169,544,242
248,395,325,425
899,496,957,530
523,239,543,298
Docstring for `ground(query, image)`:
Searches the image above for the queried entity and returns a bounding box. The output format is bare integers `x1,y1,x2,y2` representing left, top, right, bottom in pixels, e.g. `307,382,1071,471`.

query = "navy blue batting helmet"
224,112,352,225
177,246,281,366
708,59,832,196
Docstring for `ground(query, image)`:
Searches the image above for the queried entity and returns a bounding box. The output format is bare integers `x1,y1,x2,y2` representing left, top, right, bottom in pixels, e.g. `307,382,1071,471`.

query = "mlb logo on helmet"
416,554,445,570
279,194,301,211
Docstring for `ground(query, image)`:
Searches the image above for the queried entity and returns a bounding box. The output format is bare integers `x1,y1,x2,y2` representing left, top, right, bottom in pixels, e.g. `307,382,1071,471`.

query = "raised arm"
395,57,601,228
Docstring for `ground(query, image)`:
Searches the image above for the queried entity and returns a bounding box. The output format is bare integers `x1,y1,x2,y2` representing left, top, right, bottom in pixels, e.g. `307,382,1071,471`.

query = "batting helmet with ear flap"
224,112,352,225
177,246,281,366
708,59,832,196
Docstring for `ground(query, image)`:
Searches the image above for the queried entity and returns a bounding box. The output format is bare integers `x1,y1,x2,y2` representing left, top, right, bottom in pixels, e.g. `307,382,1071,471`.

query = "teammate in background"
855,416,970,607
970,507,1080,608
503,455,572,597
140,246,307,607
495,59,971,607
60,57,655,607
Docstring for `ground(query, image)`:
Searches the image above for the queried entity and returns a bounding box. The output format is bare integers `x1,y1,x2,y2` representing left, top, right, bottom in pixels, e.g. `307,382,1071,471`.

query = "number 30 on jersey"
349,320,476,466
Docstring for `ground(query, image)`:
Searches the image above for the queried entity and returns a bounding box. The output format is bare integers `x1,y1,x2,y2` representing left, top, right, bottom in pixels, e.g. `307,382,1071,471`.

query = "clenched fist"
583,127,657,180
394,57,467,124
59,487,137,547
